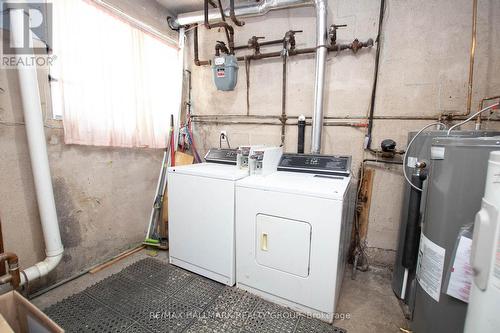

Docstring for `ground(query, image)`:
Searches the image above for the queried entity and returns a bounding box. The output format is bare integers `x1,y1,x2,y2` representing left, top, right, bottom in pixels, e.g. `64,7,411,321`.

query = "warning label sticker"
216,68,225,78
446,236,473,303
407,156,418,168
417,233,446,302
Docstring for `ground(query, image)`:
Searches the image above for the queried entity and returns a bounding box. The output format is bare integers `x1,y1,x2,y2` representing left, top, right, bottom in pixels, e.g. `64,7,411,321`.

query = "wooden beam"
358,168,374,241
89,245,145,274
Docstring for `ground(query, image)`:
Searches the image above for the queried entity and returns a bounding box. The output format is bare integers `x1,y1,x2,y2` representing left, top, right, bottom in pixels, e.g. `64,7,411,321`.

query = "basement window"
50,0,181,148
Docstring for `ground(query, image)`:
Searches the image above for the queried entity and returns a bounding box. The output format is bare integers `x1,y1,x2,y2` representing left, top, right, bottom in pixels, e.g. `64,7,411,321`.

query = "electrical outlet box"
220,130,227,138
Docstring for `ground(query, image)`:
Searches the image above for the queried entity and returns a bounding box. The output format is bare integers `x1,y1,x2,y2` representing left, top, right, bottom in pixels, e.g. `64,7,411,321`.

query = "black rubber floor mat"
44,258,347,333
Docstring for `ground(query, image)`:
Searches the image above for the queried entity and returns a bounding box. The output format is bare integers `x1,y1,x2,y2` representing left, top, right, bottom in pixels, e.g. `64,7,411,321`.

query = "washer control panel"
278,154,351,176
204,148,238,165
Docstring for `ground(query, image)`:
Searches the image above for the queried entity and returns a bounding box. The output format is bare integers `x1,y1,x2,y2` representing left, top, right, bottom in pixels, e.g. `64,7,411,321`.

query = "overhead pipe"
168,0,314,29
10,7,64,286
229,0,245,26
234,37,284,51
192,113,500,122
191,118,368,127
204,0,235,54
232,39,372,61
216,0,232,49
310,0,328,154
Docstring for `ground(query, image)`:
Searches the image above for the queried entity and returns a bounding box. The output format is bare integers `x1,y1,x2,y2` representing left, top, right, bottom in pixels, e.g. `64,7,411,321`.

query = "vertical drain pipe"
310,0,328,154
10,6,64,285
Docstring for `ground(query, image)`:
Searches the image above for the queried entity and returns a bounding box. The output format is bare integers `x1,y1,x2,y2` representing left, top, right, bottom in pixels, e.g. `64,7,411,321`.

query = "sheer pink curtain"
51,0,182,148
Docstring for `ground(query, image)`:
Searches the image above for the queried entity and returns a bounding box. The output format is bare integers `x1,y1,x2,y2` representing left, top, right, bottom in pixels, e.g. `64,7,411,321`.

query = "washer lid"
236,171,351,200
168,163,249,181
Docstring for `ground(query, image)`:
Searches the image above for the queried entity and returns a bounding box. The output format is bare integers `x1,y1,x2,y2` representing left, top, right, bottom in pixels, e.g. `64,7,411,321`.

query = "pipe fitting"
0,252,20,289
21,253,63,285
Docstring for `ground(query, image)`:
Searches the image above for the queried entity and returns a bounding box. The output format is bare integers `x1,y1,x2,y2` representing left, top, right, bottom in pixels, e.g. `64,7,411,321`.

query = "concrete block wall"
186,0,500,265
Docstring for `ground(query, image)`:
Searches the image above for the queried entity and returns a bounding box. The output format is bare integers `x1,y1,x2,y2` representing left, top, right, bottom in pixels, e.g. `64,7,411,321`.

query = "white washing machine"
235,154,353,322
168,147,282,286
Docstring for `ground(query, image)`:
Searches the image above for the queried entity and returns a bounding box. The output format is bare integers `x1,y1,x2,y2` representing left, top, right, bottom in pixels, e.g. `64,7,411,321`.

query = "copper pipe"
466,0,478,116
192,114,440,121
476,95,500,128
0,252,20,289
193,25,211,66
191,113,500,122
191,119,367,127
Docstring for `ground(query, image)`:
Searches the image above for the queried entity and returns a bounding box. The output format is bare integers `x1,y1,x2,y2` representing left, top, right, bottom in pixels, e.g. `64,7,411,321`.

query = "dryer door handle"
261,233,268,251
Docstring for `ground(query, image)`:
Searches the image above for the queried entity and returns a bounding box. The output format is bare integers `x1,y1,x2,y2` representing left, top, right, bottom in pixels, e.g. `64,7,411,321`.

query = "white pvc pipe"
10,7,64,285
310,0,328,154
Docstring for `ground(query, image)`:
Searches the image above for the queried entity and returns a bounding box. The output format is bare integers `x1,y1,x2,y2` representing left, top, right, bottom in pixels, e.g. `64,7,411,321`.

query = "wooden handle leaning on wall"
160,152,195,240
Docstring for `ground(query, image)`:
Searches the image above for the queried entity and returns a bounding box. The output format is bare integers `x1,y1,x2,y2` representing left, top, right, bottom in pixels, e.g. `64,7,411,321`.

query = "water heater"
464,151,500,333
411,136,500,333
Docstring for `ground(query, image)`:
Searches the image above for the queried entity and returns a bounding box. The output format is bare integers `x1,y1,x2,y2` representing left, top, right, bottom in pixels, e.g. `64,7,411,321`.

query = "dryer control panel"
278,154,351,176
204,148,238,165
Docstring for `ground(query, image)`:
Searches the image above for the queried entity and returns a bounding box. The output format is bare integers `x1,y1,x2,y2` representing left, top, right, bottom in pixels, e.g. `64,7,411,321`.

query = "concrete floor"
32,250,408,333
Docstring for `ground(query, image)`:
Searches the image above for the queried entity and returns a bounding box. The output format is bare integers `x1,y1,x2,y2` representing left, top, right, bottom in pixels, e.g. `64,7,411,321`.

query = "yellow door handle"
261,233,268,251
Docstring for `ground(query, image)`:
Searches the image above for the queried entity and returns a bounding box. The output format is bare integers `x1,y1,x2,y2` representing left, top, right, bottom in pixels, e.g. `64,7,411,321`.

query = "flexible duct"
10,7,64,286
169,0,314,29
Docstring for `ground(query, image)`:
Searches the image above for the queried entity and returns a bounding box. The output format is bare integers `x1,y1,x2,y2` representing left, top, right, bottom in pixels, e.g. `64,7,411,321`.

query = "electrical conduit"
10,6,64,286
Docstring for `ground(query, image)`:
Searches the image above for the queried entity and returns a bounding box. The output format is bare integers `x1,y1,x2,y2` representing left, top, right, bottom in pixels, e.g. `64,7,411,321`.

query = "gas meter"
212,55,238,91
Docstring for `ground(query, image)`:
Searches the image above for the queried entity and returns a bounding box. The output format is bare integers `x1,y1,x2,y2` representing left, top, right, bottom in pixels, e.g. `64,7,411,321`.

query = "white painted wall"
185,0,500,264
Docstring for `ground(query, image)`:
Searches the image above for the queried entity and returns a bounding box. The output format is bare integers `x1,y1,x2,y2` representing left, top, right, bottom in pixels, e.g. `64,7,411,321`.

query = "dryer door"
255,214,311,277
